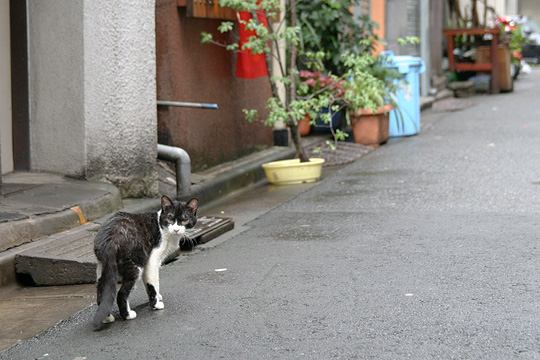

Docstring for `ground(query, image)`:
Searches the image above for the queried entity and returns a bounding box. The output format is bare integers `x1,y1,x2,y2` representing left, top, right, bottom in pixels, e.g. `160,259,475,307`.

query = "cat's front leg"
143,255,164,310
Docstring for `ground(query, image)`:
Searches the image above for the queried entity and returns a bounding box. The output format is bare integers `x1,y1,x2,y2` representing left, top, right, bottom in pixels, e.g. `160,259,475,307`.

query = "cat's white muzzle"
167,223,185,236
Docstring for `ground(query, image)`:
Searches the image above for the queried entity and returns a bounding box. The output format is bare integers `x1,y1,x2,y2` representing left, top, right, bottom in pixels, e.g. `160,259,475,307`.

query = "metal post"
420,0,431,97
157,100,218,110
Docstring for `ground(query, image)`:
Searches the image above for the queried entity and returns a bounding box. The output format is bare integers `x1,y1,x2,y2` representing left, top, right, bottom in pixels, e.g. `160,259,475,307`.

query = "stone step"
15,216,234,286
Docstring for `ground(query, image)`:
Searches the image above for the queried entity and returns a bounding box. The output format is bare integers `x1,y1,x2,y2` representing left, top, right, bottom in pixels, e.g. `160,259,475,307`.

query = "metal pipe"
157,100,219,110
157,144,191,198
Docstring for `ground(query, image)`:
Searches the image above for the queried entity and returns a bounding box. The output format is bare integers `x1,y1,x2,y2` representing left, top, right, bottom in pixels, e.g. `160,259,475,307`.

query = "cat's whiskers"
180,234,196,249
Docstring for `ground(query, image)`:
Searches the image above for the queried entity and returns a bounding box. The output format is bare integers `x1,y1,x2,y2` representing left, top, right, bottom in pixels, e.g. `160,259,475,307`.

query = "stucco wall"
27,0,157,197
520,0,540,23
156,0,273,171
28,0,86,177
385,0,420,55
84,0,158,197
0,0,12,175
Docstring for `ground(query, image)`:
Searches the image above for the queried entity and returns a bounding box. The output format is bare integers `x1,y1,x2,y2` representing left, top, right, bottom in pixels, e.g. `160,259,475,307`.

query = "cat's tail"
93,248,117,331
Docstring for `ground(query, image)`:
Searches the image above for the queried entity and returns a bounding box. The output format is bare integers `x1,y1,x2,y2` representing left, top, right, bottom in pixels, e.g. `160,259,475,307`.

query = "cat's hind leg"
117,264,140,320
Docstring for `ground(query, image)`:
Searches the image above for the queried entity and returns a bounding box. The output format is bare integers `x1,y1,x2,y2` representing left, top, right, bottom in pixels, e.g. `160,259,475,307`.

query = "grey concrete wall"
83,0,158,197
0,0,12,175
385,0,420,56
27,0,158,197
430,0,444,77
520,0,540,23
28,0,86,177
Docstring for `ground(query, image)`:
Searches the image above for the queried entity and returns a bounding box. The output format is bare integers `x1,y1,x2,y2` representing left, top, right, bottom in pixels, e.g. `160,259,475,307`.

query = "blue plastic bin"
382,51,425,137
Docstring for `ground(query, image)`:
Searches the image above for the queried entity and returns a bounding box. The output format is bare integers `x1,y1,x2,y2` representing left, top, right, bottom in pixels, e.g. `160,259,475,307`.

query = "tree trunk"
289,121,309,162
287,0,309,162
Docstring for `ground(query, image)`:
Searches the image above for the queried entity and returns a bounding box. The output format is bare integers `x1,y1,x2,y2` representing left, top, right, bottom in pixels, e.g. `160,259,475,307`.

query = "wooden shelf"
178,0,236,20
443,27,500,94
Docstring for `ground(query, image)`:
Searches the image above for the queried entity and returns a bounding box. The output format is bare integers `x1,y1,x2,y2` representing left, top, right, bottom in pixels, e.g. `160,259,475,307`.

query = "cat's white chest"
156,232,181,262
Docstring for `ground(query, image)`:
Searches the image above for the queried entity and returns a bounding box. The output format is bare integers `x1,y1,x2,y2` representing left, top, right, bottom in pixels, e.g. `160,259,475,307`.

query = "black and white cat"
92,195,198,330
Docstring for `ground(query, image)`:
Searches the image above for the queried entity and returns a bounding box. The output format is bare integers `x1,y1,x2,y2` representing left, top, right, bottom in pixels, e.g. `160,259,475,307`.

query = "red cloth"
235,10,269,79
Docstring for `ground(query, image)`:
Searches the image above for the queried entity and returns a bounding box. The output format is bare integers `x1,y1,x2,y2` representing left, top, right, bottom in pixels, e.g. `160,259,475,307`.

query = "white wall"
0,0,13,175
26,0,158,197
28,0,86,177
83,0,158,197
520,0,540,23
458,0,506,26
27,0,157,196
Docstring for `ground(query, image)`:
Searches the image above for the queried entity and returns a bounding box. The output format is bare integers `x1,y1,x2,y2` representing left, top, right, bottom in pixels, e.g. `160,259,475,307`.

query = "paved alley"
2,71,540,359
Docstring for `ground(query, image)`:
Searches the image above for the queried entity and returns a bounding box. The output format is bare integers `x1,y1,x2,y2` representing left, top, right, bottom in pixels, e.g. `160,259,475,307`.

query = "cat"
92,195,199,330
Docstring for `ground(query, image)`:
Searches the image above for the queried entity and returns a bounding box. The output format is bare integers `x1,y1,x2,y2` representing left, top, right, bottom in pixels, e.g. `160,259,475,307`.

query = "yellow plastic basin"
262,158,325,185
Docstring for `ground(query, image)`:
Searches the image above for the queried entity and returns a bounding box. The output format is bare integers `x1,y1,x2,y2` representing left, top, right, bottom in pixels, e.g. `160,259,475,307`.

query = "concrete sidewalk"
0,144,300,286
0,174,122,287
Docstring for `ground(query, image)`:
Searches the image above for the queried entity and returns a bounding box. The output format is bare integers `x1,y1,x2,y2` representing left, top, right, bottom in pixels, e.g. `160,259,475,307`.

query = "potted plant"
297,69,347,140
202,0,345,184
342,52,398,147
296,0,378,134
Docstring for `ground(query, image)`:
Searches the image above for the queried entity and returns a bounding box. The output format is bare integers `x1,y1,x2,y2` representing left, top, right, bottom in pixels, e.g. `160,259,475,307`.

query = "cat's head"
159,195,199,236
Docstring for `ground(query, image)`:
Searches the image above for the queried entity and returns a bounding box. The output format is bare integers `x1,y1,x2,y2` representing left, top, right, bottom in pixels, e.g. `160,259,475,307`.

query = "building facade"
1,0,273,196
1,0,159,197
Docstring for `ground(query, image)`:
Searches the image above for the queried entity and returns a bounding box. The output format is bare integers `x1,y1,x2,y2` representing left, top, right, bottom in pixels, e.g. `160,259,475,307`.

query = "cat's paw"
102,314,115,324
153,300,164,310
126,310,137,320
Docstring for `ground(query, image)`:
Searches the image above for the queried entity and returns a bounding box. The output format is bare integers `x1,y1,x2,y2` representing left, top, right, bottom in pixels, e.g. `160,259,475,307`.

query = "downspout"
157,144,191,198
156,100,219,199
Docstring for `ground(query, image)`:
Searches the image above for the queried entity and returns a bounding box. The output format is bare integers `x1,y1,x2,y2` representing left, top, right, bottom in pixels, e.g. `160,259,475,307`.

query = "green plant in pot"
201,0,341,184
342,52,399,147
297,67,349,146
296,0,378,135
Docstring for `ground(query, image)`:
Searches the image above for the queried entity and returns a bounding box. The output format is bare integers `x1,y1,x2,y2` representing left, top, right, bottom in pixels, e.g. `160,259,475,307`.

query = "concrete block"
15,217,233,286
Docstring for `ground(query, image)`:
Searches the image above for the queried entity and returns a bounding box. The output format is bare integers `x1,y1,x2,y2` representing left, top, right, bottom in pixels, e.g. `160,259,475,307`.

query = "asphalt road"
2,71,540,359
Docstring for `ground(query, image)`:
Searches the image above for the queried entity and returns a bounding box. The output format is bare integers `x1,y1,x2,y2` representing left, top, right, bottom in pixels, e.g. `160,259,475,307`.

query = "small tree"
202,0,335,162
296,0,378,76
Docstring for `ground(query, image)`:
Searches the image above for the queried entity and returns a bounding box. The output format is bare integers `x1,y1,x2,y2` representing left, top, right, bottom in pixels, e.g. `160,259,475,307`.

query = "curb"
0,184,122,287
0,146,294,287
125,145,296,215
189,146,296,206
149,145,297,212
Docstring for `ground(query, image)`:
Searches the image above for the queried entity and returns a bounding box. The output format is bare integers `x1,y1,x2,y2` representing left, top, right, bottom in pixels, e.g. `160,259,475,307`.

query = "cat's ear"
186,198,199,214
160,195,174,210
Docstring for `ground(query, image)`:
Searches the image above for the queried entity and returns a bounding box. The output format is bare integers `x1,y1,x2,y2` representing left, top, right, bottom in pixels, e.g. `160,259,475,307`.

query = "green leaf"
200,32,213,44
243,109,259,123
218,21,234,33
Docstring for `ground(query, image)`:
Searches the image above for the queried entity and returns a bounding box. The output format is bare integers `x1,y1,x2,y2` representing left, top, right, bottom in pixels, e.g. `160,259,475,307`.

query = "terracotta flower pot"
298,115,311,137
349,104,393,147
